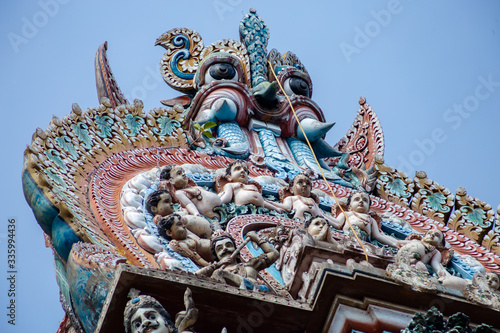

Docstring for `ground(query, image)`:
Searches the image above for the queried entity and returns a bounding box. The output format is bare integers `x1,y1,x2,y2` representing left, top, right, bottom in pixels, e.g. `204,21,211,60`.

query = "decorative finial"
415,171,427,179
456,186,467,196
239,9,270,87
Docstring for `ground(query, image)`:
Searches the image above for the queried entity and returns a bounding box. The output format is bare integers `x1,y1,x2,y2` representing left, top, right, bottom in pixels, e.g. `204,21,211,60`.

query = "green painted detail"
71,122,92,149
385,177,410,198
95,115,114,138
52,215,82,261
423,191,450,213
54,255,71,305
462,206,488,227
46,168,67,189
22,170,59,235
213,201,289,229
55,136,78,160
123,114,144,137
153,117,181,136
45,149,68,171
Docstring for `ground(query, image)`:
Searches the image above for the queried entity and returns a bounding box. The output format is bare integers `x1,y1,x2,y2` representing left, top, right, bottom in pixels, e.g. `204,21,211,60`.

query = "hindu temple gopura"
22,9,500,333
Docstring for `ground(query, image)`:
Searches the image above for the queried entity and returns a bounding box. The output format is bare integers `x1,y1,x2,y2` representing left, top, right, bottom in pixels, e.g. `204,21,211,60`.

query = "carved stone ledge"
95,264,311,333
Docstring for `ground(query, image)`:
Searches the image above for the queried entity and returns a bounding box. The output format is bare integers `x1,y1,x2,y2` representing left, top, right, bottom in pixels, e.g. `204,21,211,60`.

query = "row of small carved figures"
130,162,500,305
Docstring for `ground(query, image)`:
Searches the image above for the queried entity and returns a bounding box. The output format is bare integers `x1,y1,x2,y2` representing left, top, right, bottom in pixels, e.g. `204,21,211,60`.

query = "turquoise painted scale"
287,137,317,168
255,128,301,179
217,121,249,159
256,128,287,162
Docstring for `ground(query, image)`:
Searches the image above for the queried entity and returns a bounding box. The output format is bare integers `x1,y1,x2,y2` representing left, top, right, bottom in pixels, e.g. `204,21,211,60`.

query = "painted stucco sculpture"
22,8,500,332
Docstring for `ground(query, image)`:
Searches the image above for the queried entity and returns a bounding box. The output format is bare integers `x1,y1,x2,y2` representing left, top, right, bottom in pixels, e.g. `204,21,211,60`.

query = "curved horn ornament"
155,28,204,91
297,118,335,142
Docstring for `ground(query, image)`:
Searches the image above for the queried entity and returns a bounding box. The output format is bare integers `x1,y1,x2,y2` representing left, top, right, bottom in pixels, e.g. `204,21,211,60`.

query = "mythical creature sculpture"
154,9,363,184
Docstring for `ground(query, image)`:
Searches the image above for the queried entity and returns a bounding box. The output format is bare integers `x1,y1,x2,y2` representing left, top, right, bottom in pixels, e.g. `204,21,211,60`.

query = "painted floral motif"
95,115,114,138
55,136,78,160
123,114,144,137
71,122,92,149
385,177,410,198
462,206,488,227
424,192,449,213
153,116,181,136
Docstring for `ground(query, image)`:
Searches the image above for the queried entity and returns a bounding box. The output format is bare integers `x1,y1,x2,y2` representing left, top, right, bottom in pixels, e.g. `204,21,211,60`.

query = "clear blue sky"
1,1,499,332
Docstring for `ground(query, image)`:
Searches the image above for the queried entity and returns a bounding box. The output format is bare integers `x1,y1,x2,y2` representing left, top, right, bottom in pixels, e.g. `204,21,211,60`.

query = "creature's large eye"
205,63,238,84
283,77,310,97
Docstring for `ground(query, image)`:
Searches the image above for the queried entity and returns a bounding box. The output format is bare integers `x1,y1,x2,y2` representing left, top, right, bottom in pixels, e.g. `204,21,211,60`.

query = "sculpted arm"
263,200,285,213
370,219,399,248
336,213,348,231
218,183,234,204
176,191,201,216
323,214,343,230
247,231,279,266
430,250,448,277
281,197,293,212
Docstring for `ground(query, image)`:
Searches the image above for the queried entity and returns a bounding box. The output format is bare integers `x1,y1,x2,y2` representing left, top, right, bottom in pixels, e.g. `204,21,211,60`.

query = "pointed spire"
239,8,270,87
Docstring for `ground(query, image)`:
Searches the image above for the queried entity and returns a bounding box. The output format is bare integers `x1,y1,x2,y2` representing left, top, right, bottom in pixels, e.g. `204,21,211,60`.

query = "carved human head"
305,216,327,236
422,228,445,247
226,160,249,183
290,173,312,197
347,191,371,214
158,214,186,241
146,190,174,216
124,294,175,333
160,165,188,189
211,230,237,261
486,272,500,290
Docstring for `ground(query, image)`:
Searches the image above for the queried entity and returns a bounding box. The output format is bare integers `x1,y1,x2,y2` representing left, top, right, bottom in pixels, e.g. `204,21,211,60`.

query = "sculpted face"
214,237,236,261
170,166,188,189
166,216,187,240
130,308,171,333
229,162,249,183
486,272,500,290
307,217,326,236
349,192,370,214
292,175,312,197
151,193,174,217
423,229,443,247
